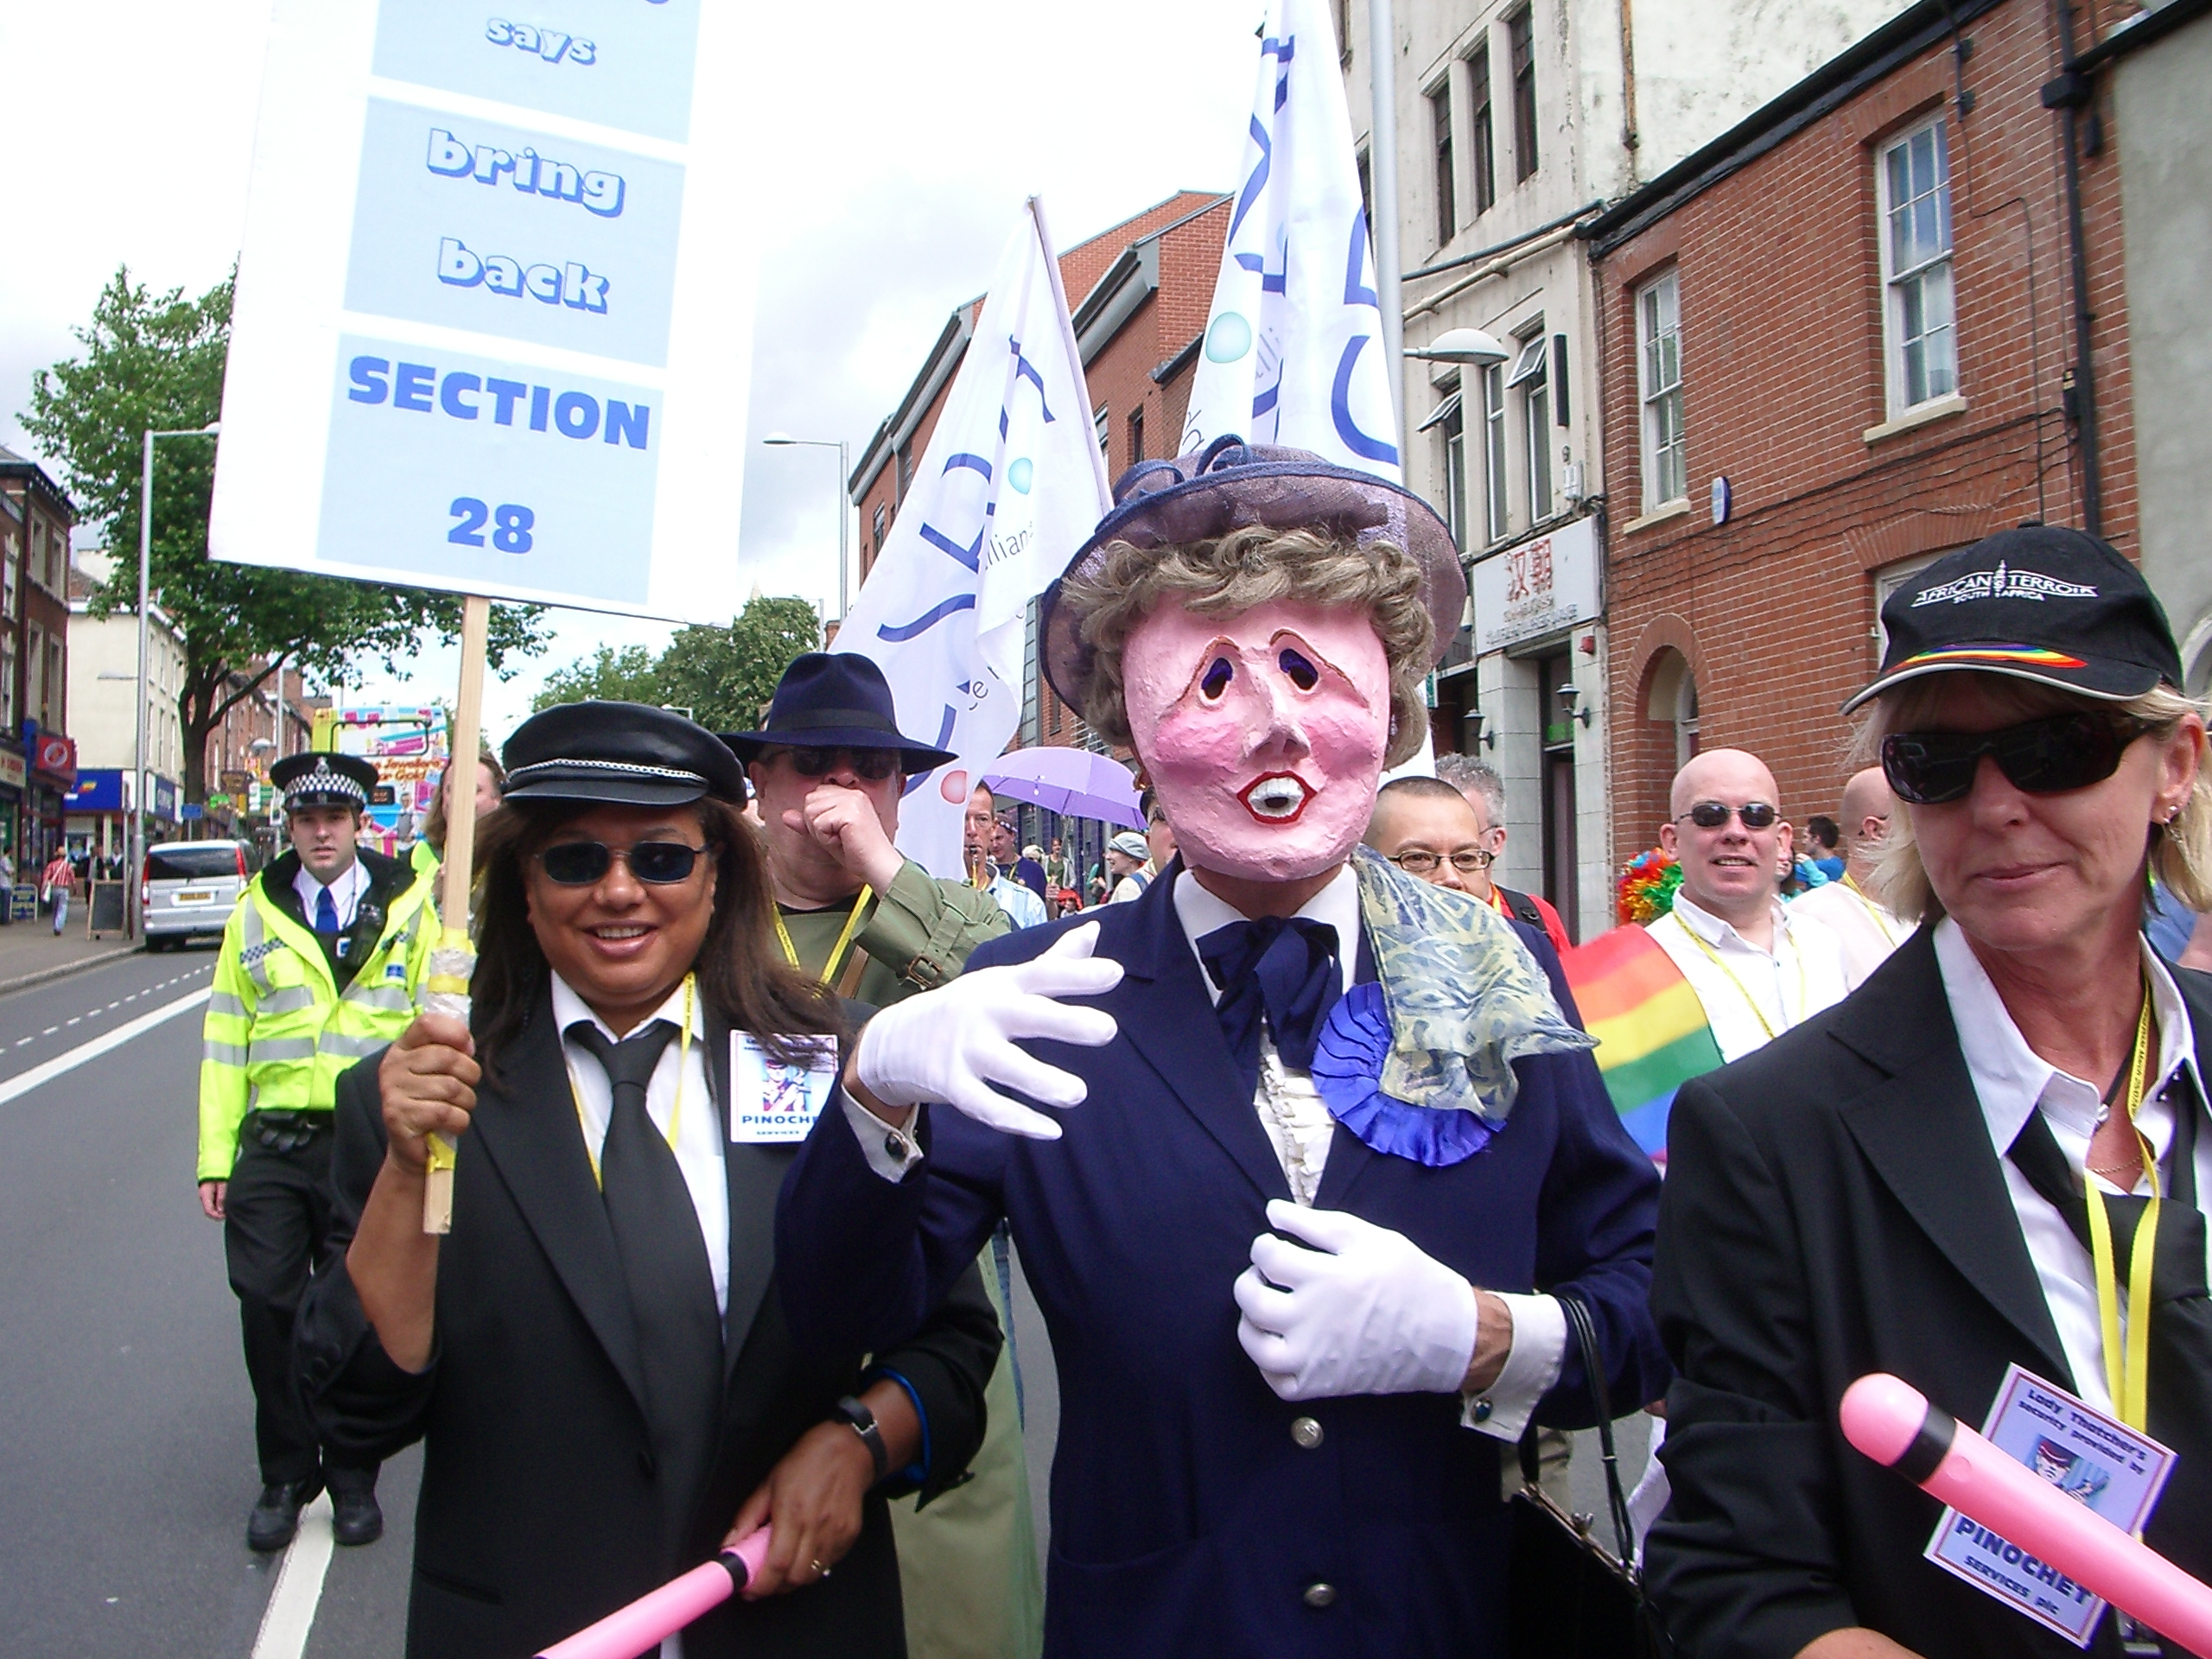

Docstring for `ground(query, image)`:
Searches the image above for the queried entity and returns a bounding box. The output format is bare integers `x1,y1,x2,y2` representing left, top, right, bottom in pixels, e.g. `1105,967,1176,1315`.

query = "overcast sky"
0,1,1261,742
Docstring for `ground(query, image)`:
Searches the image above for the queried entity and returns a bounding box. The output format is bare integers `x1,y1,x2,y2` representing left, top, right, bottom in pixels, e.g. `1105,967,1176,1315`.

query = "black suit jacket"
297,988,1001,1659
1647,928,2212,1659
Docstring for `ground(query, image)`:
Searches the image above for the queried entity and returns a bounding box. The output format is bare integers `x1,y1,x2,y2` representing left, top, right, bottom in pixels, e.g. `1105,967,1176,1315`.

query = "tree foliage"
531,597,820,729
21,267,550,801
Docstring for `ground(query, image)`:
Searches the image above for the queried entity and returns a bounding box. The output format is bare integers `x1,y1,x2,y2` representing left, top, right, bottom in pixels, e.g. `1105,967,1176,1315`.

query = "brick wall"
1594,0,2135,864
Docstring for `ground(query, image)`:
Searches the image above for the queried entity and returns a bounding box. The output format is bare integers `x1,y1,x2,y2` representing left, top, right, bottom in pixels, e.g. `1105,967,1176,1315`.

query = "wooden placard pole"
421,594,491,1234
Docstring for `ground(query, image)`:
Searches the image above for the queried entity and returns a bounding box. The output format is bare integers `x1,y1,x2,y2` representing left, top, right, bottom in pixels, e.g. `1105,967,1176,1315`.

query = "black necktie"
2008,1090,2212,1588
568,1019,723,1546
1197,917,1342,1095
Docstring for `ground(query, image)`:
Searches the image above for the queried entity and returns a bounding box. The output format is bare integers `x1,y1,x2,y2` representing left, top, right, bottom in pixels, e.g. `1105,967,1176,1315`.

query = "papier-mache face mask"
1122,596,1390,882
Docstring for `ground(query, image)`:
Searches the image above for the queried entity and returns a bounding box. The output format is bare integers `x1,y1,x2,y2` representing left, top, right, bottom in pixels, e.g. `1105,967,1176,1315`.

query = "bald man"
1647,748,1850,1064
1788,766,1908,988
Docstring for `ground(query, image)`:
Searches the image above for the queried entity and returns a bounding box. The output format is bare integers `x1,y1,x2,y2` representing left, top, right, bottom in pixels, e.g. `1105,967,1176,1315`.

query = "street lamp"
1403,327,1510,367
134,421,219,934
761,432,851,622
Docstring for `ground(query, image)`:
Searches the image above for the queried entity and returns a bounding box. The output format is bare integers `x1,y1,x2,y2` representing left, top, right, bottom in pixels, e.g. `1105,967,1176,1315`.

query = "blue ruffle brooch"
1309,982,1504,1167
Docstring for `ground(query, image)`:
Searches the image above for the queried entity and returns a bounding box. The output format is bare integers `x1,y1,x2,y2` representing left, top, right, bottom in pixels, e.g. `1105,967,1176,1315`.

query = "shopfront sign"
149,775,179,823
33,733,77,785
1471,516,1601,655
63,770,126,813
0,747,23,792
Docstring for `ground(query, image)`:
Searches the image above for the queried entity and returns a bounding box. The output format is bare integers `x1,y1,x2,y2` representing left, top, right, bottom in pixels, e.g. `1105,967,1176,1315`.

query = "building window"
1093,404,1109,458
1357,149,1373,241
0,632,14,728
1637,270,1688,508
1508,7,1538,182
2,530,16,617
1429,83,1456,246
1468,44,1497,217
872,502,888,555
1483,362,1509,543
1425,387,1467,547
1128,405,1145,467
895,443,912,502
24,620,42,728
47,637,62,728
1508,333,1552,518
1332,0,1351,59
1878,118,1956,411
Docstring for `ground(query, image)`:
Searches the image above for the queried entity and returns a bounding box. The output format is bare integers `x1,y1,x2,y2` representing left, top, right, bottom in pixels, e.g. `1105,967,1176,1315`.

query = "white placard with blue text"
208,0,759,622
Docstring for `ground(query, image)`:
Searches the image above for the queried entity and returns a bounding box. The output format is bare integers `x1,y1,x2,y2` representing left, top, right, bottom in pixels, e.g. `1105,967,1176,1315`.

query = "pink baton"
1840,1373,2212,1654
535,1528,772,1659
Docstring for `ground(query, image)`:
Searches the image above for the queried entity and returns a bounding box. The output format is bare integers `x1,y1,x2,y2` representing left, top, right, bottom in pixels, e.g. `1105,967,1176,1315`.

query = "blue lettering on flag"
899,704,961,797
1262,35,1294,110
877,592,976,642
1230,116,1273,244
1331,336,1399,465
1007,339,1056,422
1344,208,1378,308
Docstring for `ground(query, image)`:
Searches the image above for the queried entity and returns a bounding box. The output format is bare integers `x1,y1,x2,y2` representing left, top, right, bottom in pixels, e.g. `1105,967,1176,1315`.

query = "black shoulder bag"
1507,1292,1670,1659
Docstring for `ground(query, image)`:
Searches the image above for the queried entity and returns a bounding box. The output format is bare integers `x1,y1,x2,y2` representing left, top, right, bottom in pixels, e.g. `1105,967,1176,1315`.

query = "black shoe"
246,1478,321,1553
326,1467,383,1547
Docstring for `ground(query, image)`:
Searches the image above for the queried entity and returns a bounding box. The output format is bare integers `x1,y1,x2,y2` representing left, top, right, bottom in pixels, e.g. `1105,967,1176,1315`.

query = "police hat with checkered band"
501,701,747,808
271,750,378,810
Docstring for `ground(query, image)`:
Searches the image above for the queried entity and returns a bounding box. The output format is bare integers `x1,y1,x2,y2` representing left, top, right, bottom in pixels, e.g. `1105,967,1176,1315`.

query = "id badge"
1922,1363,2175,1647
728,1033,838,1144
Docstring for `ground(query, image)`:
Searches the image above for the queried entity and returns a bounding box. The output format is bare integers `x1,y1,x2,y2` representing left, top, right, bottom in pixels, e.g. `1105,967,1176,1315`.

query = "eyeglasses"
1881,713,2155,806
1388,849,1494,875
537,841,713,886
1676,801,1781,831
776,747,901,782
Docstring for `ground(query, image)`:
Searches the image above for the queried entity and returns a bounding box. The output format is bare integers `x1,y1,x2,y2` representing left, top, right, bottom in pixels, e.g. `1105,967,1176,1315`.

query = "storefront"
62,769,128,866
1463,514,1610,943
27,728,77,869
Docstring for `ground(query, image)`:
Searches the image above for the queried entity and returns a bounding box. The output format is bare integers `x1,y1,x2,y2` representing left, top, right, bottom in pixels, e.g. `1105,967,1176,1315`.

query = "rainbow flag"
1561,925,1724,1164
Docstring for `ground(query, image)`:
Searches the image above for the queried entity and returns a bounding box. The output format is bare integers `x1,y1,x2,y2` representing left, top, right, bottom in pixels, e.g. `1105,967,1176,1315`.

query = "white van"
143,840,252,950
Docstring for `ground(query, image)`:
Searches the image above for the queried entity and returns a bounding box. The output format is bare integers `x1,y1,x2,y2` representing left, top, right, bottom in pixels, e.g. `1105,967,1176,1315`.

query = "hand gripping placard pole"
421,594,490,1234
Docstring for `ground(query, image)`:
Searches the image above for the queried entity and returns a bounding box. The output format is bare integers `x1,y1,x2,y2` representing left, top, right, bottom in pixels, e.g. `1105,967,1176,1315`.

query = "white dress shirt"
293,855,372,932
1789,876,1910,992
1648,893,1852,1064
984,870,1049,931
1937,918,2212,1414
550,973,728,1318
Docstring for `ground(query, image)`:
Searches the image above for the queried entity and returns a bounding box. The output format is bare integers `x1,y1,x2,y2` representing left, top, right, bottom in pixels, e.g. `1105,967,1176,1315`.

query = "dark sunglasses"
1677,801,1780,830
1881,713,2155,805
537,840,712,886
775,747,901,781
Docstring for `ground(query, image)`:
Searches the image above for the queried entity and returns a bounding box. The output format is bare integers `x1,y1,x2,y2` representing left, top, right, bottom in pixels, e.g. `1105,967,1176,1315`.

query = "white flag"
837,200,1112,879
1180,0,1401,482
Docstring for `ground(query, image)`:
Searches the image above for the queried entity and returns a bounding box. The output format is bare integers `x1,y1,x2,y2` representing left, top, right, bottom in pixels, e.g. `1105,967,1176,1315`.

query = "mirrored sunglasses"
1678,801,1780,830
1389,849,1494,875
1881,713,2155,806
537,840,711,886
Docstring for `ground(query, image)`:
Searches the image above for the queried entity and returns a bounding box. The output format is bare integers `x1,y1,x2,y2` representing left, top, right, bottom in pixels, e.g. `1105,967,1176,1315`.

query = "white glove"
855,923,1123,1140
1233,1199,1479,1400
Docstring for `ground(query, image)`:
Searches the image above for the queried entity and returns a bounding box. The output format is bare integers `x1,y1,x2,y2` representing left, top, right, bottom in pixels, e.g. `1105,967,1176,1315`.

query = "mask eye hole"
1278,647,1319,690
1200,657,1234,700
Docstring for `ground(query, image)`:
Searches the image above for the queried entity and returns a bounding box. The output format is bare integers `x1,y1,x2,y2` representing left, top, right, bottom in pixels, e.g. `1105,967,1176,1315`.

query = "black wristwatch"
832,1395,888,1484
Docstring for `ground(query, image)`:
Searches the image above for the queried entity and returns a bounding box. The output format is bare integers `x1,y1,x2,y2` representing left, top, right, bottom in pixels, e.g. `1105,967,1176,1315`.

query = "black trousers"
225,1126,378,1486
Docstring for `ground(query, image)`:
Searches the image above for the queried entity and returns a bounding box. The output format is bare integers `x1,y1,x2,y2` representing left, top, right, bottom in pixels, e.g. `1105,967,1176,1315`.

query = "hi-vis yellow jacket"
197,849,438,1181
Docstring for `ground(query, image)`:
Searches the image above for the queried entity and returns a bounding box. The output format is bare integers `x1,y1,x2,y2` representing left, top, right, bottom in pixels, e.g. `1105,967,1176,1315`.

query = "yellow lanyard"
567,974,694,1191
1840,874,1902,946
774,887,872,986
1678,917,1806,1045
2084,982,2161,1430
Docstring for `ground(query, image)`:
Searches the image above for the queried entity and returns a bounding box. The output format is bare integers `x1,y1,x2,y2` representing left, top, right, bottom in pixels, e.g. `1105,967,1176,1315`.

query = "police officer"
197,751,437,1552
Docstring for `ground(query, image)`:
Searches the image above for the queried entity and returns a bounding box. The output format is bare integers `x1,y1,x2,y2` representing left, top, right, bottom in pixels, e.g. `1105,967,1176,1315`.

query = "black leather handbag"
1507,1293,1670,1659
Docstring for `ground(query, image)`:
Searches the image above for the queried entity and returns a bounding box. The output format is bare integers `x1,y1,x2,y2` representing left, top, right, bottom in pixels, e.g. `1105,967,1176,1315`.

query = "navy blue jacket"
777,868,1667,1659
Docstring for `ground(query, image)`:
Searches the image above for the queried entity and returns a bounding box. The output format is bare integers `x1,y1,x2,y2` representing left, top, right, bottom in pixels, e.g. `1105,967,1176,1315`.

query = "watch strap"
834,1394,888,1483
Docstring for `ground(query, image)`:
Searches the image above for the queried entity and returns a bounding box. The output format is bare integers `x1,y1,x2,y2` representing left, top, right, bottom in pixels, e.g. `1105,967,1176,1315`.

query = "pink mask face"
1122,597,1390,882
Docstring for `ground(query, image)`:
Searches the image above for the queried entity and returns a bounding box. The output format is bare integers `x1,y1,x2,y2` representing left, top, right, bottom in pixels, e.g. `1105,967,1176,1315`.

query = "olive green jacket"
778,856,1010,1007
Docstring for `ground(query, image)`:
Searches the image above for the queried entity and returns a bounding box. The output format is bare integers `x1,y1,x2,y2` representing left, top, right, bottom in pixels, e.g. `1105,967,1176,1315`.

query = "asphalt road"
0,944,418,1659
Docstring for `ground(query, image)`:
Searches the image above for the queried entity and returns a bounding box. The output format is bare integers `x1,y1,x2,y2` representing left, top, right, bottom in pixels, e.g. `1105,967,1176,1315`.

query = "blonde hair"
1058,524,1433,768
1850,678,2212,922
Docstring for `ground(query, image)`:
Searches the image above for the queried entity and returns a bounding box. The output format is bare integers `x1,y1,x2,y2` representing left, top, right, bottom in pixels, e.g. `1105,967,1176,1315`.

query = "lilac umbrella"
981,747,1145,831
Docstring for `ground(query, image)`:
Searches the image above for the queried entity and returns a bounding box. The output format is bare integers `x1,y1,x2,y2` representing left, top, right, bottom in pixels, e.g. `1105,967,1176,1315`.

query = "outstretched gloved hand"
854,924,1123,1139
1233,1199,1480,1400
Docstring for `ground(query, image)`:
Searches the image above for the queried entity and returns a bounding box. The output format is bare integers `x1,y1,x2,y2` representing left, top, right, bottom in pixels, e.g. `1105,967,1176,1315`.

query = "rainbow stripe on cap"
1893,645,2088,671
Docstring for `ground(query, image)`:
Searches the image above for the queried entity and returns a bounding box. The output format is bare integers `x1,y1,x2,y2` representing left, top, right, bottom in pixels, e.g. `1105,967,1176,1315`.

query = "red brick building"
0,447,79,873
1586,0,2133,868
849,191,1230,756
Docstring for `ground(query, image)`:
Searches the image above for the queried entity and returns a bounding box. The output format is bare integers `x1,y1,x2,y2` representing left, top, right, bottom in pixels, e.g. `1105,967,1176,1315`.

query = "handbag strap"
1558,1290,1639,1567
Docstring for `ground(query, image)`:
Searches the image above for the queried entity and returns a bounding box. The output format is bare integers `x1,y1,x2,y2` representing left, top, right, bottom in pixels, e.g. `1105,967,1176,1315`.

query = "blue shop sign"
63,770,125,812
151,775,180,822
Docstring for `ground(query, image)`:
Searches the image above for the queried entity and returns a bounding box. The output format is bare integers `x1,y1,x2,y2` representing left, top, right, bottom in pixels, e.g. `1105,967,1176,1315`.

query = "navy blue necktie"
314,887,340,935
1198,917,1342,1090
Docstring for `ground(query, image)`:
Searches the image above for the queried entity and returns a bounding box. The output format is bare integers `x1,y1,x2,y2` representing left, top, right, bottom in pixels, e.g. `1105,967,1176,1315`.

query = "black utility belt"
242,1109,329,1153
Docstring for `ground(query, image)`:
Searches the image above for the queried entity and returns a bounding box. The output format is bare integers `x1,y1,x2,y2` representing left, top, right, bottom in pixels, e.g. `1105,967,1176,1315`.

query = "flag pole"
421,593,490,1233
1367,0,1407,439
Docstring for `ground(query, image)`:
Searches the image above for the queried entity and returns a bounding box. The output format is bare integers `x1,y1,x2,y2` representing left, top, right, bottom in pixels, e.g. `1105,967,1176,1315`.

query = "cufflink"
1471,1398,1493,1424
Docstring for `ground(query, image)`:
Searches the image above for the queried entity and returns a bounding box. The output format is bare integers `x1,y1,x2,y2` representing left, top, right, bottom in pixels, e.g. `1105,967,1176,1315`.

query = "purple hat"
1037,437,1466,709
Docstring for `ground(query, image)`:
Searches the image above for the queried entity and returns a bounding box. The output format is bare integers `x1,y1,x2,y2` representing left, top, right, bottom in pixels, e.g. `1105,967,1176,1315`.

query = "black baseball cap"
502,702,747,807
1842,524,2182,714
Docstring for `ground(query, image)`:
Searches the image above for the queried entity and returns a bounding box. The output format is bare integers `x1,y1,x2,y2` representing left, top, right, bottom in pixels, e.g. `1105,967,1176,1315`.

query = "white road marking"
0,989,210,1107
250,1495,334,1659
40,1027,56,1036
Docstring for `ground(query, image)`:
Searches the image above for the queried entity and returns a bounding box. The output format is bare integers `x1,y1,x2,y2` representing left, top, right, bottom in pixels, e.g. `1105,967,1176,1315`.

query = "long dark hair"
469,795,846,1080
